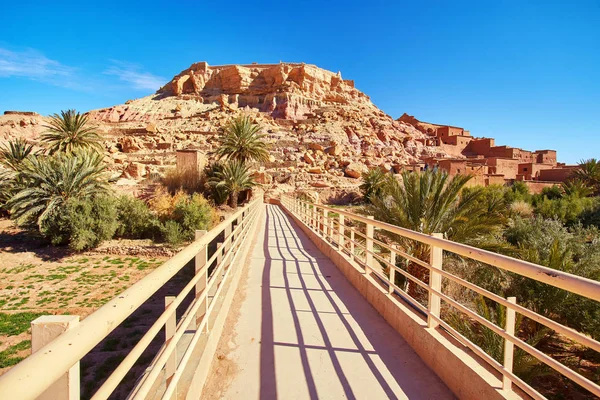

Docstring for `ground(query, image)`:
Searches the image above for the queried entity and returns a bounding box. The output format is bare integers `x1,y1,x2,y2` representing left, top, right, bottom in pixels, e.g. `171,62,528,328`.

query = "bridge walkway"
201,204,454,400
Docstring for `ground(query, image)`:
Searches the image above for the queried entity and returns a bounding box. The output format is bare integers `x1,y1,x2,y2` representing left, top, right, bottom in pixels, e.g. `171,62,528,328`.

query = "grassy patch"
1,264,36,274
0,313,44,336
0,340,31,368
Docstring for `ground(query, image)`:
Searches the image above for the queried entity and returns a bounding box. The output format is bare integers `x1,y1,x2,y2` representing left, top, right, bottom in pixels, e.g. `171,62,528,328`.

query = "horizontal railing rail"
281,195,600,400
0,198,262,400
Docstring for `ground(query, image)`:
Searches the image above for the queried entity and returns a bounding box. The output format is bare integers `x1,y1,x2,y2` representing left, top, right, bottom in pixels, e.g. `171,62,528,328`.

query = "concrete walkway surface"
203,204,455,400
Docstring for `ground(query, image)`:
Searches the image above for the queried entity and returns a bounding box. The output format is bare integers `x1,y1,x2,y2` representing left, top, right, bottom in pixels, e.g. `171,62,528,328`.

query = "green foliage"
562,178,593,198
0,340,31,368
540,185,563,200
7,150,109,229
170,194,215,241
0,138,36,171
115,195,160,239
0,312,44,336
160,220,186,246
534,195,598,226
572,158,600,195
40,196,118,251
41,109,103,155
504,181,531,203
504,217,600,340
215,116,269,163
359,168,387,203
202,162,229,205
209,160,255,208
446,297,548,382
365,170,508,298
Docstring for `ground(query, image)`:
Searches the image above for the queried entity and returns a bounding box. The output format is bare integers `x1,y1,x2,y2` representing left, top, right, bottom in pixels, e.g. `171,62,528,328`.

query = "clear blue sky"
1,1,598,163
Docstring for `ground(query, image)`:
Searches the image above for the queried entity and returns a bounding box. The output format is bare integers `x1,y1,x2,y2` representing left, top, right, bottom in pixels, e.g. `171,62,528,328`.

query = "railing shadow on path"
258,204,447,400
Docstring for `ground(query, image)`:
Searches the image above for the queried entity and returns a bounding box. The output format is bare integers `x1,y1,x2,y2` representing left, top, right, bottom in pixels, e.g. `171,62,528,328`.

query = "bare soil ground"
0,218,170,377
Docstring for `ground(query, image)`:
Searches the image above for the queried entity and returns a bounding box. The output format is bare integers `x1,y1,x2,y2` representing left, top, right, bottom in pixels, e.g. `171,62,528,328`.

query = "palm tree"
572,159,600,195
364,170,507,299
0,138,36,171
209,160,255,208
41,109,103,155
562,178,593,198
215,116,269,163
7,150,109,228
359,168,387,203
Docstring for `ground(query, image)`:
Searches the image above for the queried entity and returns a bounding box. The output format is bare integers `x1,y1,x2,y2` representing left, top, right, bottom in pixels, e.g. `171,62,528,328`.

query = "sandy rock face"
3,62,450,199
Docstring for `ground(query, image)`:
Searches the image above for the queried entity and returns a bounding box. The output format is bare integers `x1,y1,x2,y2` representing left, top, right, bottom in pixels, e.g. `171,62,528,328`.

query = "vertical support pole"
427,233,443,329
311,205,316,230
389,245,397,294
503,297,517,392
365,216,374,275
165,296,177,396
350,229,355,259
31,316,80,400
329,216,335,244
195,230,208,330
322,208,328,239
224,222,232,252
338,215,345,250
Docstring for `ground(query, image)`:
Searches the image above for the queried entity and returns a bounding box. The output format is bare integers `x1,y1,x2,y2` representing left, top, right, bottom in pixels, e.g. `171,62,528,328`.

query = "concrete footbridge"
0,198,599,399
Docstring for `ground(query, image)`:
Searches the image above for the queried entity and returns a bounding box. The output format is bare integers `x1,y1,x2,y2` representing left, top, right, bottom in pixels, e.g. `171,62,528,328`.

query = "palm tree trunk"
230,190,238,208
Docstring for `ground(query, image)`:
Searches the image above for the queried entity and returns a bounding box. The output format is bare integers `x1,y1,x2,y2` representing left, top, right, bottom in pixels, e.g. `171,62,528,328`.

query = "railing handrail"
281,194,600,399
0,198,261,400
293,198,600,302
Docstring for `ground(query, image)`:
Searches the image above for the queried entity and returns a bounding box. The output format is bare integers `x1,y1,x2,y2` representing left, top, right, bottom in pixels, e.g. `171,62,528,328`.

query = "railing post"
165,296,177,396
329,216,335,244
503,296,517,392
365,216,374,275
389,245,397,294
31,316,80,400
427,233,443,329
195,230,208,330
311,205,316,230
339,215,345,250
224,222,232,252
322,208,328,238
350,229,355,259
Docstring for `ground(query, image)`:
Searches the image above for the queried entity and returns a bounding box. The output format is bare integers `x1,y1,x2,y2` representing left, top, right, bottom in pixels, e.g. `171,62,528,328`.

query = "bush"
510,200,534,217
203,162,228,205
160,221,186,247
40,196,118,251
534,195,598,225
149,188,188,219
115,195,160,239
171,194,217,241
162,167,203,194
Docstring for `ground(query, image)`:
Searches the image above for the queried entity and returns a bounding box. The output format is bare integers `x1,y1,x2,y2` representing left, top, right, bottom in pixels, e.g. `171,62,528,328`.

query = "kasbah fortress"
0,61,578,199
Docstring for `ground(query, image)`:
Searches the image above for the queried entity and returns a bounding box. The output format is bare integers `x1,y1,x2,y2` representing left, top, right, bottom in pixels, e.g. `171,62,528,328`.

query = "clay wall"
486,158,520,179
538,166,578,182
436,126,466,138
517,163,554,180
535,150,557,165
523,181,561,194
464,138,495,157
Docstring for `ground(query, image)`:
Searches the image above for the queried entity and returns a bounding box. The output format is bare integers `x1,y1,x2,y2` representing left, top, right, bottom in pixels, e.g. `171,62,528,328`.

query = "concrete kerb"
278,202,522,400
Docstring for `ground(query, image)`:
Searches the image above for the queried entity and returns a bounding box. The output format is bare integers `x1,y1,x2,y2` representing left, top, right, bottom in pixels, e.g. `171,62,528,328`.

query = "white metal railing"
280,195,600,400
0,198,262,400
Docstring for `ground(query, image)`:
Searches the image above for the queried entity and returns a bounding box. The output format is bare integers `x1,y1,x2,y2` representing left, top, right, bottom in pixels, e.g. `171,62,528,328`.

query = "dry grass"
162,166,203,194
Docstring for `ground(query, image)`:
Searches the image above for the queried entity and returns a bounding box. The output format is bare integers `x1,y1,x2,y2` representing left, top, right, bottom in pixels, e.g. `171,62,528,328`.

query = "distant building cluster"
400,115,578,193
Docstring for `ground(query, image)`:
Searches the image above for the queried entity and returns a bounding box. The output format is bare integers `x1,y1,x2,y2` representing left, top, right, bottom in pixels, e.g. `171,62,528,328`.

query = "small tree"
359,168,387,203
572,158,600,195
0,138,36,171
7,150,109,229
42,109,103,155
209,160,255,208
215,116,269,163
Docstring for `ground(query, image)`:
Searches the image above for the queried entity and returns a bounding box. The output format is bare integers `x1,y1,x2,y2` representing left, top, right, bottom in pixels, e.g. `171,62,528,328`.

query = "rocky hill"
1,62,450,198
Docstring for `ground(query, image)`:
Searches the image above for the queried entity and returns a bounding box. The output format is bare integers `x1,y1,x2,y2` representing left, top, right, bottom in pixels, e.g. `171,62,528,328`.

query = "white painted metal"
282,195,600,399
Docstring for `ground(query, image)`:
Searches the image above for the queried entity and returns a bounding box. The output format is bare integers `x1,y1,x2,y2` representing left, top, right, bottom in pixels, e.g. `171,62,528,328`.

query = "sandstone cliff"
2,62,451,198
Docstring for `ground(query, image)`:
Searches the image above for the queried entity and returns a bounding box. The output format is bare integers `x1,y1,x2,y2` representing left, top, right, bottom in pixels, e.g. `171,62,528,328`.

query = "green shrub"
115,195,160,239
40,196,118,251
171,194,216,241
160,221,186,246
534,195,598,225
203,162,228,205
359,168,387,203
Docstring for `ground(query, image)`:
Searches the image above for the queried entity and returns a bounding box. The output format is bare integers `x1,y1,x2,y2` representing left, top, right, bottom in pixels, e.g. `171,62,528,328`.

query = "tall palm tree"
41,109,103,155
209,160,255,208
364,170,507,299
215,116,269,163
572,158,600,195
7,150,109,228
0,138,36,171
360,168,387,203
